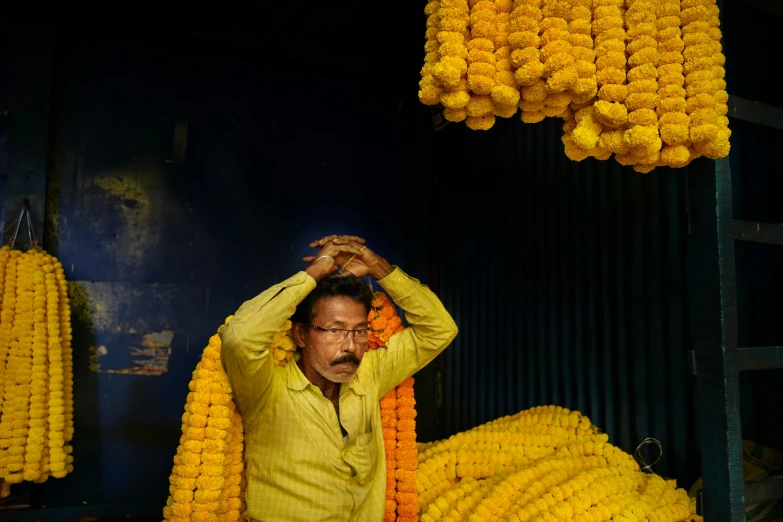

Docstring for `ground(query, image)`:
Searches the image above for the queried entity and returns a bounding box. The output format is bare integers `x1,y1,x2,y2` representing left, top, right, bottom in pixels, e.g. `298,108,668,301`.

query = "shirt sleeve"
219,271,316,418
371,267,459,398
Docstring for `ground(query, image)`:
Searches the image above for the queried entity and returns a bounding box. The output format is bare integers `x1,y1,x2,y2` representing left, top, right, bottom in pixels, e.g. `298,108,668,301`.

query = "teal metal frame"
688,97,783,519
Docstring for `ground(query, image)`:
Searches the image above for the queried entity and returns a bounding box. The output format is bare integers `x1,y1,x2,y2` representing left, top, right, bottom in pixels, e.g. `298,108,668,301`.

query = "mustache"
331,354,360,366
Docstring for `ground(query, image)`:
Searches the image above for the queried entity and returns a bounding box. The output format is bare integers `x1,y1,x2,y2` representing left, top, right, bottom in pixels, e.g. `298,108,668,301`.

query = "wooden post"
687,157,745,521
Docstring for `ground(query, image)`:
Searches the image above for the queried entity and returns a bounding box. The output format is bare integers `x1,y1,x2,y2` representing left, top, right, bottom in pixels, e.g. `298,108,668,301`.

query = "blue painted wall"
22,26,429,513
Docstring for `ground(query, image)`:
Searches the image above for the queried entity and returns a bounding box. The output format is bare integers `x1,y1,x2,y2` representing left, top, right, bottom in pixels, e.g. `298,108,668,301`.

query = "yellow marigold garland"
419,0,445,106
539,0,577,113
657,0,692,168
0,246,74,495
435,0,472,123
416,405,701,522
490,0,521,117
419,0,730,171
567,0,597,106
511,0,546,122
680,0,717,159
465,0,500,130
163,319,246,522
697,0,730,159
621,0,663,173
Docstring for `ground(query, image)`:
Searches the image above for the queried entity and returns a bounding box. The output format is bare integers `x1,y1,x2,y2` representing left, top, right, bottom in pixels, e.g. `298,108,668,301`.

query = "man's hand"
303,234,393,281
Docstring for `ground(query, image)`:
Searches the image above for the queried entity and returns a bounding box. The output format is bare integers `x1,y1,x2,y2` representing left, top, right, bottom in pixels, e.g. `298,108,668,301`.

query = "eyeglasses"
307,324,371,343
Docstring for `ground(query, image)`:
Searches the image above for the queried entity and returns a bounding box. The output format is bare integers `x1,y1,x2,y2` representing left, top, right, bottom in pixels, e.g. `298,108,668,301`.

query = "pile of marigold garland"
418,0,730,172
415,404,700,521
0,246,75,497
164,289,417,522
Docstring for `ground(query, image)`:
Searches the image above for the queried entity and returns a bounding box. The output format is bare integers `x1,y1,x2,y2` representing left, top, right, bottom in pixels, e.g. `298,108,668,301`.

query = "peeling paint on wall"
89,330,174,375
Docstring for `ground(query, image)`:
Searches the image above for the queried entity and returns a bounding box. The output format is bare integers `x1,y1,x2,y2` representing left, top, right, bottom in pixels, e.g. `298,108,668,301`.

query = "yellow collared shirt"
220,267,458,522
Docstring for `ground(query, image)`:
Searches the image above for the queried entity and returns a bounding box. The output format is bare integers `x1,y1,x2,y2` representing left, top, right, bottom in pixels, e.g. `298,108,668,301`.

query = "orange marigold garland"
395,377,418,522
381,388,398,522
366,290,415,521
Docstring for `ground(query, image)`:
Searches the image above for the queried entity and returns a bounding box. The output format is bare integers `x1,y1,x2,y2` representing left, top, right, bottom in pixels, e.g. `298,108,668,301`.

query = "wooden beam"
737,346,783,371
737,0,783,17
732,219,783,246
745,476,783,505
727,96,783,131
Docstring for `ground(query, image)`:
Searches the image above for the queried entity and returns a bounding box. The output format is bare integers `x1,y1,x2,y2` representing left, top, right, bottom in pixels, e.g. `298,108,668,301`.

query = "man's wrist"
370,259,394,280
305,257,334,281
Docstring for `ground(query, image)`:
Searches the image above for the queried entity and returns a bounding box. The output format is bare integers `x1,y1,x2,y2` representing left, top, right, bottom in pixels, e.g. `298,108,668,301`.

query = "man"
219,234,458,522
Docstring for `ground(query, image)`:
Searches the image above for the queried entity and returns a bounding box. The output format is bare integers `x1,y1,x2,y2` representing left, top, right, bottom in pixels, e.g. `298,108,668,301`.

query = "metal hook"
634,437,663,473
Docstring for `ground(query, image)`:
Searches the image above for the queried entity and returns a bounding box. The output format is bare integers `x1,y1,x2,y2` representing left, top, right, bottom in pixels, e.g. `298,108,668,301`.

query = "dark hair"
290,273,373,325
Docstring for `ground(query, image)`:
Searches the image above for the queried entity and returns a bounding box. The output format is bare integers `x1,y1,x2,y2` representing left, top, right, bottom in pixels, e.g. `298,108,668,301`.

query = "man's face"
298,296,369,383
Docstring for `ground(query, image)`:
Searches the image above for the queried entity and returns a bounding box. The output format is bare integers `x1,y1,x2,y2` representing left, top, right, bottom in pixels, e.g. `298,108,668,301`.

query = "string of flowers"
0,250,34,485
490,0,521,118
680,0,717,161
465,0,500,130
568,0,598,107
163,319,245,522
434,0,472,123
395,377,418,521
381,387,398,522
510,0,546,122
593,0,630,158
621,0,663,173
55,257,75,475
656,0,692,168
419,0,446,107
366,289,414,521
23,253,47,482
539,0,578,118
0,245,74,496
697,0,730,159
0,249,18,478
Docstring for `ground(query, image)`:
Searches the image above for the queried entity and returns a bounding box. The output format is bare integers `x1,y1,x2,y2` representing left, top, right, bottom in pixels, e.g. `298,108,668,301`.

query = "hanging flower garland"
465,0,500,130
381,387,398,521
419,0,446,106
163,320,246,522
433,0,472,123
680,0,718,160
568,0,598,106
621,0,663,173
511,0,547,122
539,0,578,117
698,0,730,159
418,0,731,171
657,0,692,168
490,0,521,118
365,289,417,522
0,244,74,496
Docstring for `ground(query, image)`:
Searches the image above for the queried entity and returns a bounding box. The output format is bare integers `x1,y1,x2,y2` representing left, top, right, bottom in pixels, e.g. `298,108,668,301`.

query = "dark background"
0,0,781,519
